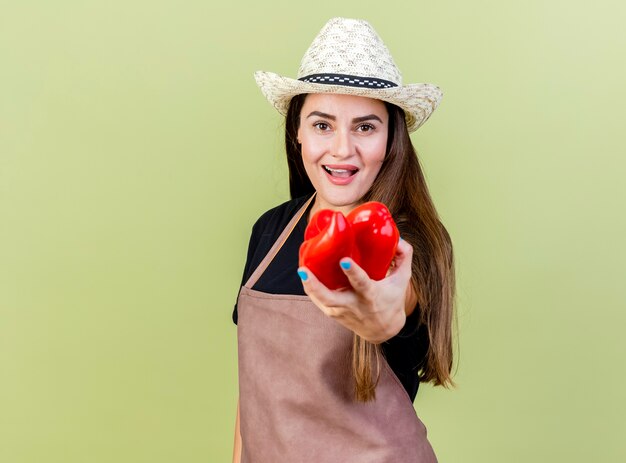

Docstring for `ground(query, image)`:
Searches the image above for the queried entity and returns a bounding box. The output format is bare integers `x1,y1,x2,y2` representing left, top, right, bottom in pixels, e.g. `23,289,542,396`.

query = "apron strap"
244,192,317,289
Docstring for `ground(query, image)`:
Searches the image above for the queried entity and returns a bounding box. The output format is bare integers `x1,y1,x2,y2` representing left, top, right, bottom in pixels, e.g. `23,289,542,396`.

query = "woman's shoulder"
252,194,311,235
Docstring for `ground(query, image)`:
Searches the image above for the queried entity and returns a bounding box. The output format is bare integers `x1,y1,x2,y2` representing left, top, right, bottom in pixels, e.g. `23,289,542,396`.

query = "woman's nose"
331,129,353,159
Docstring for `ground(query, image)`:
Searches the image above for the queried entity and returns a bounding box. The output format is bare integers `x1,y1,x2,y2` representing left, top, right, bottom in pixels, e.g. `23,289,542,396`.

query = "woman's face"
297,93,388,215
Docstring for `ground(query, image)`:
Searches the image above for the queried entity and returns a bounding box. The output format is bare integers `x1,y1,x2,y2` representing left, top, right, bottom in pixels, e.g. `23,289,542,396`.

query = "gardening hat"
254,17,443,132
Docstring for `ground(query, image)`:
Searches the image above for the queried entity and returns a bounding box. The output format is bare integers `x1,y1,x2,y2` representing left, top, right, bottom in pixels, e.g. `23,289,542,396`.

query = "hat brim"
254,70,443,133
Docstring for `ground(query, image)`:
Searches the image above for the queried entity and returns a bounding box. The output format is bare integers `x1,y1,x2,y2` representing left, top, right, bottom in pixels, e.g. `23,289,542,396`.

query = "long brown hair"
285,93,457,401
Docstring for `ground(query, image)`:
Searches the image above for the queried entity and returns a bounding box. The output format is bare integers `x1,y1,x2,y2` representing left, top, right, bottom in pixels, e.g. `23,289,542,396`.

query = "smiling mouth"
322,165,359,178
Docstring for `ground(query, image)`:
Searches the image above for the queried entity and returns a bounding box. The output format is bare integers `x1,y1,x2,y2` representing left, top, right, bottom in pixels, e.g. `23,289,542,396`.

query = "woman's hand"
298,238,415,344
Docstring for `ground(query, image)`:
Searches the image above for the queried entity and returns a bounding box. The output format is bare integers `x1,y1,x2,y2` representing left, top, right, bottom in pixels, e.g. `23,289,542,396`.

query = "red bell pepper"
347,202,400,281
299,209,355,290
299,201,399,290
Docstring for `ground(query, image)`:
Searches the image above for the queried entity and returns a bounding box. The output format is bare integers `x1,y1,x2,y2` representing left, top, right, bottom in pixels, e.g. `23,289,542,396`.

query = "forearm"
370,280,418,344
404,278,418,317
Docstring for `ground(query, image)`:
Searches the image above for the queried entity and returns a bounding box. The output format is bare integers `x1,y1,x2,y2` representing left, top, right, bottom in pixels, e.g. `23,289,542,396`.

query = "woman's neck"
307,195,360,222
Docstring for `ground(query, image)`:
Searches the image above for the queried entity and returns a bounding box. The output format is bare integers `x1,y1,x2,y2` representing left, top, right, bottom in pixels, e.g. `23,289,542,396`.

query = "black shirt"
232,195,429,402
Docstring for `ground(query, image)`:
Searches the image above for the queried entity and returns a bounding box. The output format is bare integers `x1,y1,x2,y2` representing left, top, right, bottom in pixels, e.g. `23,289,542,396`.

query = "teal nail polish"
297,270,308,281
340,261,351,270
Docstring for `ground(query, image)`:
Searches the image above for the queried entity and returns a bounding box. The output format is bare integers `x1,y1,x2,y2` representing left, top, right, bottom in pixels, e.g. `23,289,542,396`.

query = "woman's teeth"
323,166,357,178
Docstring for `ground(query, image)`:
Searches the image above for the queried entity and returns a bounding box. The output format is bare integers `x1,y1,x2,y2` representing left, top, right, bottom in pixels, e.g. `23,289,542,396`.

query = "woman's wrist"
362,306,407,344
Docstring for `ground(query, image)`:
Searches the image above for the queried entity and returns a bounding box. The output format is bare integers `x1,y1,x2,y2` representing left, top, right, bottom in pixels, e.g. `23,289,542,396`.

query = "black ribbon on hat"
298,73,397,89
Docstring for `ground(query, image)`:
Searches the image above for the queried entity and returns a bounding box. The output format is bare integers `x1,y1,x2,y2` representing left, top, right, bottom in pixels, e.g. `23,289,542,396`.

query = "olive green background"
1,1,625,461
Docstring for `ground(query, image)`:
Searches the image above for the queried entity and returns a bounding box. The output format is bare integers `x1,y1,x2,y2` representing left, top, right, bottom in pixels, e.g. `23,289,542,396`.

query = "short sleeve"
232,219,264,325
231,195,311,325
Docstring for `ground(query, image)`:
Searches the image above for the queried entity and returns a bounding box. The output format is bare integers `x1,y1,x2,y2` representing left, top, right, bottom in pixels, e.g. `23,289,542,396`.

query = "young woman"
232,17,456,462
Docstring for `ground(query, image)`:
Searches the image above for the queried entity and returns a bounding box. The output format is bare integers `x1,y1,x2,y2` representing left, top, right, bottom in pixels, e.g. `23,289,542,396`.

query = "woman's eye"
313,122,330,131
357,123,375,132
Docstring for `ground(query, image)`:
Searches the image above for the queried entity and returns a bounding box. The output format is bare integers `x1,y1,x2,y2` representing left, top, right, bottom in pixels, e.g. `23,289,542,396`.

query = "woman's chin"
316,189,365,211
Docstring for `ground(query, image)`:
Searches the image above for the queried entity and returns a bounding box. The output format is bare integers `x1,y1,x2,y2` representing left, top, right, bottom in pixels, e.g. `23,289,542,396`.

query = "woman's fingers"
298,241,413,341
388,238,413,282
297,266,352,317
338,258,375,300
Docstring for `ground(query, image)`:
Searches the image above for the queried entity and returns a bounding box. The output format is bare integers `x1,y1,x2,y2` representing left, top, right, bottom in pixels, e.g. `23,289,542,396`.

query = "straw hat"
254,17,443,133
